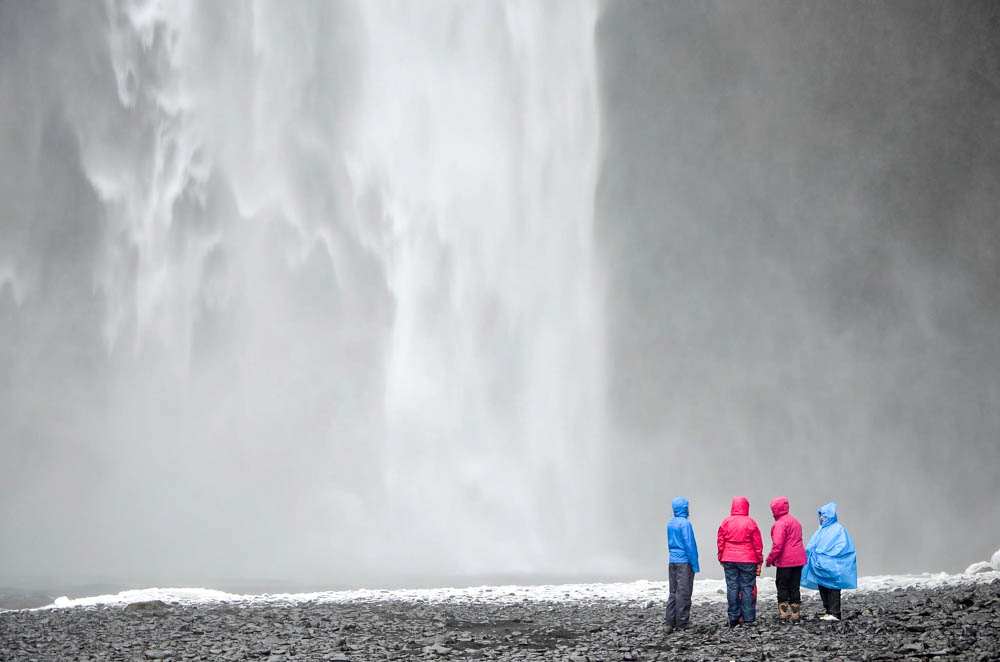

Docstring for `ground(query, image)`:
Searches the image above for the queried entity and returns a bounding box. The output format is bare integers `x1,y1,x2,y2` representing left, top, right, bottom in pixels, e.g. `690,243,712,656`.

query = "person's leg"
775,567,790,620
738,563,757,623
789,566,803,623
665,563,679,627
775,567,789,603
788,566,802,604
828,589,841,619
818,585,841,620
677,563,694,628
723,563,740,625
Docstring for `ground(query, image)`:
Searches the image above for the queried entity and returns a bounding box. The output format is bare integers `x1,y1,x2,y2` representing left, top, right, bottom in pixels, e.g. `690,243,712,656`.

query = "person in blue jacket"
801,501,857,621
666,496,700,631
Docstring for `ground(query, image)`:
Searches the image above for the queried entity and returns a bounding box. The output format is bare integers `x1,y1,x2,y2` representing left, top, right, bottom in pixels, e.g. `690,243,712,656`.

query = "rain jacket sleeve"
752,522,763,565
683,520,700,574
716,525,725,563
766,519,786,567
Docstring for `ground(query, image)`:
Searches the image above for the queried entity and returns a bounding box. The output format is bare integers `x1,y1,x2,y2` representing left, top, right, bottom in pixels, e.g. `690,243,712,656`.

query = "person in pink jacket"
717,496,763,625
764,496,807,624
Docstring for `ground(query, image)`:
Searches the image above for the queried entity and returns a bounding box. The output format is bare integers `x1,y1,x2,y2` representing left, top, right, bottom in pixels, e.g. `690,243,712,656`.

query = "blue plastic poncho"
667,497,700,573
801,501,857,590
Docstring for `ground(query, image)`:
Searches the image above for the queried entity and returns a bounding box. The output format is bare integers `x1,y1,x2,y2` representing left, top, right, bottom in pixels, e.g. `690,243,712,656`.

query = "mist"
1,0,998,592
597,0,1000,577
1,0,612,590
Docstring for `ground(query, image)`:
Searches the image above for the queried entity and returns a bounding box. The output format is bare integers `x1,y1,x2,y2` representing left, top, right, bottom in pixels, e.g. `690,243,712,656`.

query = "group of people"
664,496,857,631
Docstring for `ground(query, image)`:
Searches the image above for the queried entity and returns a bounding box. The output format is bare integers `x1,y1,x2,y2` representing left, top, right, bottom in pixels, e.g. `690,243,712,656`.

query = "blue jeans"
723,562,757,624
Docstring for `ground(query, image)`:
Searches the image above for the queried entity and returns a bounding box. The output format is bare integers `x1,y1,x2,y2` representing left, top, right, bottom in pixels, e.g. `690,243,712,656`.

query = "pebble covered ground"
2,579,999,661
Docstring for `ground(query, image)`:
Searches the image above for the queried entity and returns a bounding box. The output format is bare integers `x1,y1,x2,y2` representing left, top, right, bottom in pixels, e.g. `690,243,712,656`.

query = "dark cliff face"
595,0,1000,575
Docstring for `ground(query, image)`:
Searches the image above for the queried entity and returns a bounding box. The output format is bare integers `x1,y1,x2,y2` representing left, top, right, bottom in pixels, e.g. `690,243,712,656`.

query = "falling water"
0,1,608,585
349,2,606,575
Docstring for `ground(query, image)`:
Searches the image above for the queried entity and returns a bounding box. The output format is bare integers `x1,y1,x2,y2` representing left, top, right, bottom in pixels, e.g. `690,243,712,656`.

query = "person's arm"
717,524,725,563
766,520,785,567
752,522,764,565
684,522,700,574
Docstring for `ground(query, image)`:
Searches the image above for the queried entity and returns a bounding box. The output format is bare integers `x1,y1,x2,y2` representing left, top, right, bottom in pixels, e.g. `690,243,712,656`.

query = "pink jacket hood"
770,496,789,519
730,496,750,516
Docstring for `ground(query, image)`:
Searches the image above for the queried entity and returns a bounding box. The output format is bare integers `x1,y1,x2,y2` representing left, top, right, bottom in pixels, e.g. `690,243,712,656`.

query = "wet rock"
3,581,1000,661
422,642,451,654
125,600,168,613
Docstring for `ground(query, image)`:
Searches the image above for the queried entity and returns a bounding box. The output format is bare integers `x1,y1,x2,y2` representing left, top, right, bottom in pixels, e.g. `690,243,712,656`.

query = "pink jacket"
717,496,763,564
765,497,807,568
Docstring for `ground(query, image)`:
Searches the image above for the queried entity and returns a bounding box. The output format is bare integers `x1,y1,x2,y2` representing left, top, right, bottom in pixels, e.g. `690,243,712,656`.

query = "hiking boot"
778,601,789,621
790,602,801,624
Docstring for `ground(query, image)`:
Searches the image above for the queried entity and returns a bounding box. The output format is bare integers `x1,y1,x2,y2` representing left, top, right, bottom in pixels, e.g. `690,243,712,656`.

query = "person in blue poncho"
801,501,857,621
665,497,700,631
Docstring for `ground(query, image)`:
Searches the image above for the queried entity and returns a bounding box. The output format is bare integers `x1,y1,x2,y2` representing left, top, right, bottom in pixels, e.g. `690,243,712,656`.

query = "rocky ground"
2,580,999,661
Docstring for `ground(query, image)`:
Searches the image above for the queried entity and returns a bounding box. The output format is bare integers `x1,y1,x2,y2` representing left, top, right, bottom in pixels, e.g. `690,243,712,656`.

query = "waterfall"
0,1,608,583
349,2,606,574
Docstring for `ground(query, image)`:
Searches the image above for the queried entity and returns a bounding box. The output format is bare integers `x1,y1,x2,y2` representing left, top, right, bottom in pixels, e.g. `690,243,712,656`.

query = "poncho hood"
818,501,838,527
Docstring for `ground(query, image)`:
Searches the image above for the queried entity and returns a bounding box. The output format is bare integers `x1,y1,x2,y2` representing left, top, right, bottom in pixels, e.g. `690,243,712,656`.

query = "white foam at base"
964,561,994,574
963,547,1000,574
41,570,999,611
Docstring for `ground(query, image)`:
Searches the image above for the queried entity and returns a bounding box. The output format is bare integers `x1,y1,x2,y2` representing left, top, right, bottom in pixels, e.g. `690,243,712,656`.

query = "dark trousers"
665,562,694,627
818,585,842,618
775,565,803,603
723,562,757,624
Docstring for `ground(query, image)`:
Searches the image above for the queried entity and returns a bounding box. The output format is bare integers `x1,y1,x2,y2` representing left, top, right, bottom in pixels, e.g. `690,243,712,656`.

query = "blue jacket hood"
672,496,689,518
818,501,838,527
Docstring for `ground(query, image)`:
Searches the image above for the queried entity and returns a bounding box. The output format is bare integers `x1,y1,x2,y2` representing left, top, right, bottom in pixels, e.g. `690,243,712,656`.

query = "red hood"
730,496,750,516
770,496,789,519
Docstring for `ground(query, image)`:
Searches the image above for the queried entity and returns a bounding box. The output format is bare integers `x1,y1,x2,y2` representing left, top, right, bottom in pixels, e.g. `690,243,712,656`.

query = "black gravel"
2,580,999,661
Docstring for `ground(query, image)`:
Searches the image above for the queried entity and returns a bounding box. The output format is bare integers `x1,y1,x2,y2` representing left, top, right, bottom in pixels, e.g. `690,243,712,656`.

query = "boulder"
422,643,451,654
125,600,168,613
